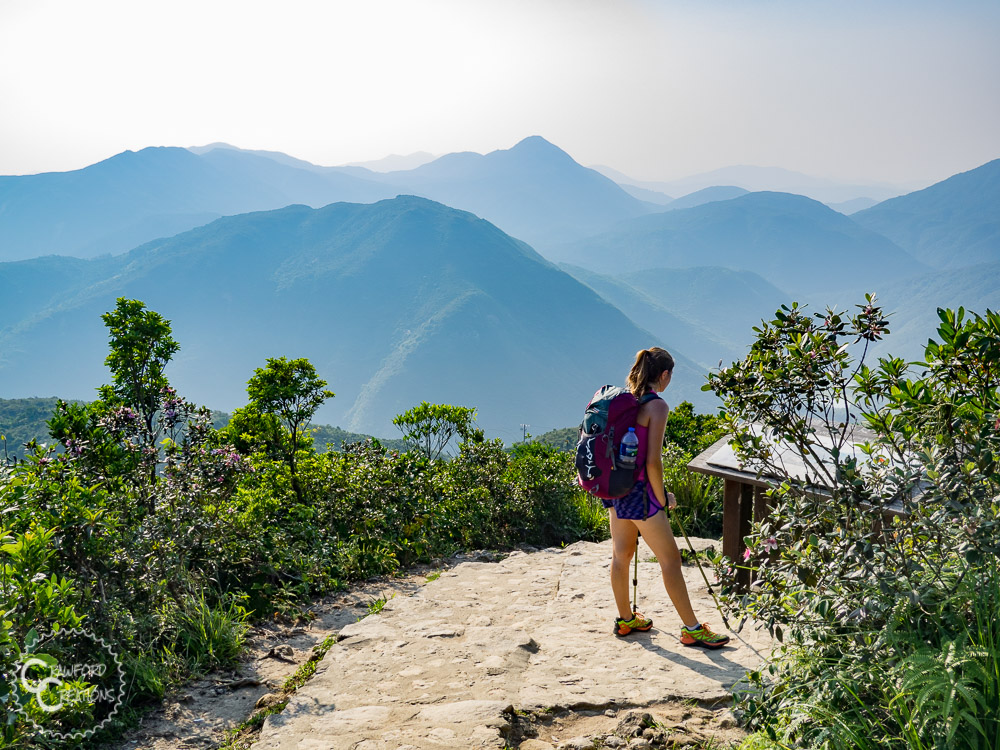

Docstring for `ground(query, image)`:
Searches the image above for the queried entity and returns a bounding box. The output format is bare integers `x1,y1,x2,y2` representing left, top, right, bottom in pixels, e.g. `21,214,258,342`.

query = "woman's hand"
667,491,676,509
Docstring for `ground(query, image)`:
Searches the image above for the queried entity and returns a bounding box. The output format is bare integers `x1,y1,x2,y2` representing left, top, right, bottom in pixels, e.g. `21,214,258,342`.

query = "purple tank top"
633,391,661,479
634,423,651,481
634,394,665,513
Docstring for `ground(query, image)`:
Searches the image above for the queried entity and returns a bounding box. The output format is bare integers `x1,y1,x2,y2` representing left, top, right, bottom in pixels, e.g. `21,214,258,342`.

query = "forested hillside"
0,196,707,440
552,191,923,293
853,158,1000,267
0,398,405,459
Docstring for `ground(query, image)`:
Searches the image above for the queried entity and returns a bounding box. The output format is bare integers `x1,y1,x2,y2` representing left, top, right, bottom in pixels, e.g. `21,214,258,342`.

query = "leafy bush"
664,400,725,456
707,300,1000,748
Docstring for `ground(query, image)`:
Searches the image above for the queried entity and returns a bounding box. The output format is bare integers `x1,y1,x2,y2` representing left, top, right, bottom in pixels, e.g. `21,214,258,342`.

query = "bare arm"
643,399,675,508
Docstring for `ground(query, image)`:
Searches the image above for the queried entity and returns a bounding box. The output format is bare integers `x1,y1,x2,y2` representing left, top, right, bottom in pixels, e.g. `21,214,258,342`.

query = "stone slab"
251,539,772,750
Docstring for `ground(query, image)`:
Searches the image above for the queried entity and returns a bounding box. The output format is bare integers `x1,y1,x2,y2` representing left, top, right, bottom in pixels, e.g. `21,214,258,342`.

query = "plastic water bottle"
619,427,639,469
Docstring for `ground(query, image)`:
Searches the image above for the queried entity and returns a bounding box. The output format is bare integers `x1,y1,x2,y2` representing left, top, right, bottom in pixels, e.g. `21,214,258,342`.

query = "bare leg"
634,510,699,628
608,509,639,620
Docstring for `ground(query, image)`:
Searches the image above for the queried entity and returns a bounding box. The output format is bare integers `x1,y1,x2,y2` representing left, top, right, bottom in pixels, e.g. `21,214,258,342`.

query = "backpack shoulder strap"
638,392,661,405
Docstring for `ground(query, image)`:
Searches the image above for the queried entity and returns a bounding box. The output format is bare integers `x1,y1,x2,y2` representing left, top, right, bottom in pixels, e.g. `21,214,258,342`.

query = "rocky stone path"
251,539,772,749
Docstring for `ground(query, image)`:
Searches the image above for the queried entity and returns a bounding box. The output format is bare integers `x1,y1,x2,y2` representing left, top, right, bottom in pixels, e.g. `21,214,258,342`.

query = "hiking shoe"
613,611,653,637
680,623,730,649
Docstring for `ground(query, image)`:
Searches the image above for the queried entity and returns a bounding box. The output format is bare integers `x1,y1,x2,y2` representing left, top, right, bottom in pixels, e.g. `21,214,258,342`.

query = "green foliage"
164,591,250,673
533,427,579,452
362,593,394,618
664,401,725,456
661,444,723,537
222,404,298,461
0,508,87,746
246,357,334,449
393,401,481,461
706,298,1000,748
99,297,180,439
246,356,334,503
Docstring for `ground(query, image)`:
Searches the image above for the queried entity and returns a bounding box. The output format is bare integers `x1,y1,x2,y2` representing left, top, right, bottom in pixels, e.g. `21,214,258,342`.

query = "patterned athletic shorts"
601,480,664,520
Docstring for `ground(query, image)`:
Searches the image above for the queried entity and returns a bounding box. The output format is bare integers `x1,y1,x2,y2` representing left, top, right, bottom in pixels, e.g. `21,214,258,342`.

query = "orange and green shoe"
680,622,730,649
613,611,653,637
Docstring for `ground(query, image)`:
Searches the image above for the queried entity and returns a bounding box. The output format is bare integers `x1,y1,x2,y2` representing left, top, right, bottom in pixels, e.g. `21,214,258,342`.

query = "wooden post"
753,485,770,524
723,479,754,589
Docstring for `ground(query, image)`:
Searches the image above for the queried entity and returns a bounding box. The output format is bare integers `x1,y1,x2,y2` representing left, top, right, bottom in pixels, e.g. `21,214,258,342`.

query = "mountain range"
0,196,707,440
852,159,1000,269
0,137,655,263
1,137,997,440
349,136,655,250
0,147,397,261
591,164,912,206
549,191,926,294
560,265,788,369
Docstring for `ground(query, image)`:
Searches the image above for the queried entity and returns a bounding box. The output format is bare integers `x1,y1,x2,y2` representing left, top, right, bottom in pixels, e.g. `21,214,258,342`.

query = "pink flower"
763,537,778,553
743,547,752,561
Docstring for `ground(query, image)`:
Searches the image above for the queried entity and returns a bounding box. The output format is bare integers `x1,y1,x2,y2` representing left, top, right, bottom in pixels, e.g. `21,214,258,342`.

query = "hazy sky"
1,0,998,185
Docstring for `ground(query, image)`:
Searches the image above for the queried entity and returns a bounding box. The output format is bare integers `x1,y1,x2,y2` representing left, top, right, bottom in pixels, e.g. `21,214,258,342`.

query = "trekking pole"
632,530,640,614
667,505,732,631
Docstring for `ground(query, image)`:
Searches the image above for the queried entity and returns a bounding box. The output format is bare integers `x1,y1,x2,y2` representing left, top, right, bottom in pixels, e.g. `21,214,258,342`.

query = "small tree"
99,298,179,440
393,402,481,461
246,357,334,502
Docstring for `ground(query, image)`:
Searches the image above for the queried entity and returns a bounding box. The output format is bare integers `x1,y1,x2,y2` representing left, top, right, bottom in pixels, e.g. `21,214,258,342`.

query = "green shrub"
708,300,1000,748
661,444,723,537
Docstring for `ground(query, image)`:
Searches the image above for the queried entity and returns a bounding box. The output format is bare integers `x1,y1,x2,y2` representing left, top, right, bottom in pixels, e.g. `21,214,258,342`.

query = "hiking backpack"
574,386,658,500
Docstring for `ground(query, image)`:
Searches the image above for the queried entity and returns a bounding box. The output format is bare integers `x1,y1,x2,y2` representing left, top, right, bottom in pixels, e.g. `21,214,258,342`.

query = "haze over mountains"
0,197,705,438
591,164,913,206
0,147,397,261
0,137,654,263
852,159,1000,269
550,191,925,294
0,136,997,440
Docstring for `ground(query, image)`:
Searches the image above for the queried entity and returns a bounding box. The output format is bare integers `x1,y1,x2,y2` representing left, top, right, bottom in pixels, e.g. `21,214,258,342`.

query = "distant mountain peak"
98,146,198,167
503,135,574,163
187,142,242,155
852,156,1000,268
343,152,437,172
511,135,557,149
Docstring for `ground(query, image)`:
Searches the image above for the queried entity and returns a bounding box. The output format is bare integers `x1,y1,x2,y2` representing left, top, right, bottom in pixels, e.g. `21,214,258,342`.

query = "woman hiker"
603,347,730,648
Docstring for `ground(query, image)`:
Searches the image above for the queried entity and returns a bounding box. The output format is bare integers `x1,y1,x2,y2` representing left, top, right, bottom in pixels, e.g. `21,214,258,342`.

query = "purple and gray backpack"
575,386,659,500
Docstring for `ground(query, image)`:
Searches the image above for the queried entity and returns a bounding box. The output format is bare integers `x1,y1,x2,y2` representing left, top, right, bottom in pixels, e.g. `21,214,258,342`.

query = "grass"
662,446,723,538
216,633,338,750
169,590,250,673
574,491,611,540
282,634,337,693
358,592,394,620
215,700,289,750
